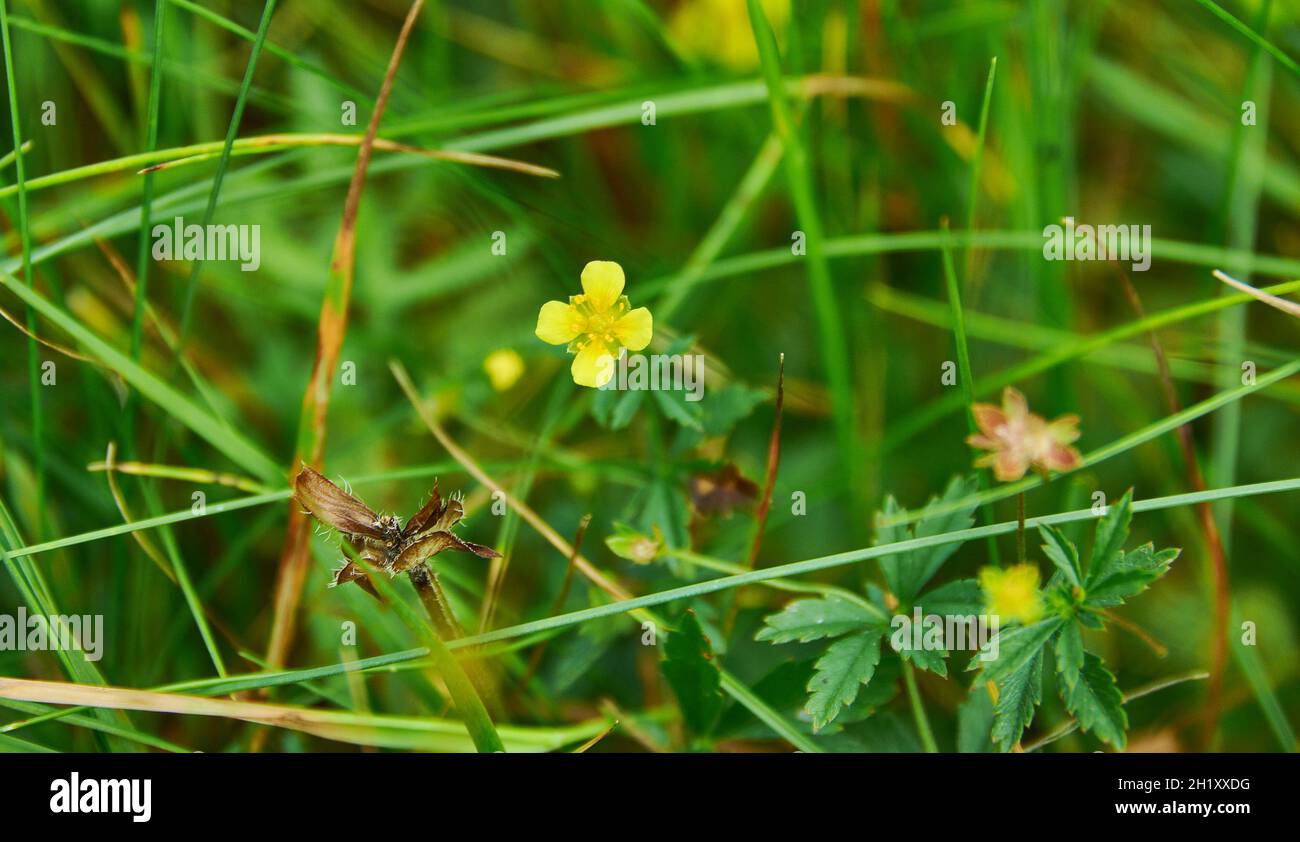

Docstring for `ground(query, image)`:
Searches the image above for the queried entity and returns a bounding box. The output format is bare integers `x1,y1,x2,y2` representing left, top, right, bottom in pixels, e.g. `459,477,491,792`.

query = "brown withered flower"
293,465,499,591
967,387,1082,482
689,463,758,518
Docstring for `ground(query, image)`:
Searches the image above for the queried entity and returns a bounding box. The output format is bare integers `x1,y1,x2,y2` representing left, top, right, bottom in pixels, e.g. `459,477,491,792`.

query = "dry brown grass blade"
0,676,584,752
101,442,174,581
572,718,619,753
265,0,426,674
137,132,559,179
1213,269,1300,318
86,459,267,494
0,298,99,365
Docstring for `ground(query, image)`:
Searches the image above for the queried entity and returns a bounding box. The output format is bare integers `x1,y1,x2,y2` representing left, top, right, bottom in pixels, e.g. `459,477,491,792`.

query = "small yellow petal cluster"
483,348,525,392
979,563,1045,625
535,261,653,388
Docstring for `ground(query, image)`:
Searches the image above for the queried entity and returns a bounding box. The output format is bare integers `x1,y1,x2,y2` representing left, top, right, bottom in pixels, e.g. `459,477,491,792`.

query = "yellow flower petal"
979,564,1044,625
580,261,625,311
571,342,617,388
613,307,653,351
535,300,582,345
483,349,525,392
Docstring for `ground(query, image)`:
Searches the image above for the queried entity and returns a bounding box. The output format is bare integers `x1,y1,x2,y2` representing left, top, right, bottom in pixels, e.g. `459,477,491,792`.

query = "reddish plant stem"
723,353,785,636
1118,272,1228,747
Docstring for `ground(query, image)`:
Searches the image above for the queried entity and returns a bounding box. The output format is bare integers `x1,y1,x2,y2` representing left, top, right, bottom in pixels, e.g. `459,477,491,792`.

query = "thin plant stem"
901,660,938,753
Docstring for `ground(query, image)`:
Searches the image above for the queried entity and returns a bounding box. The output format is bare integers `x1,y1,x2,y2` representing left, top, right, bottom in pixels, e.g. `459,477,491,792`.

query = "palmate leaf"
806,628,884,732
1085,543,1179,607
874,475,980,604
893,578,985,677
976,617,1062,750
974,617,1064,686
1063,652,1128,749
756,597,878,644
661,610,724,738
990,650,1044,752
1086,489,1134,582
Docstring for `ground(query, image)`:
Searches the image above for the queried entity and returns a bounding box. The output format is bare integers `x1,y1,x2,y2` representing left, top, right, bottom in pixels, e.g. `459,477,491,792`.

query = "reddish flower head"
967,387,1082,482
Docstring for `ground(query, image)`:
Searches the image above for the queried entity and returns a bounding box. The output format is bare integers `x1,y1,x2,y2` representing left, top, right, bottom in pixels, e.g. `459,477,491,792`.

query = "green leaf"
1055,621,1084,692
1039,523,1082,589
990,650,1044,752
974,617,1063,686
604,522,661,565
874,475,980,603
756,597,877,644
662,610,725,738
899,642,948,677
700,382,767,437
1086,489,1133,583
974,618,1058,679
957,682,997,753
637,478,689,557
915,578,984,617
831,658,901,726
652,387,704,430
806,628,883,732
1062,651,1128,749
1086,544,1178,607
610,388,646,429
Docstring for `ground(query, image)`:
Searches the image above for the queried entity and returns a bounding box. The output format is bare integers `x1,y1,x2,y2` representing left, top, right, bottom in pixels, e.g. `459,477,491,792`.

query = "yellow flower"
483,348,525,392
967,387,1082,482
669,0,789,70
979,564,1045,625
535,260,653,388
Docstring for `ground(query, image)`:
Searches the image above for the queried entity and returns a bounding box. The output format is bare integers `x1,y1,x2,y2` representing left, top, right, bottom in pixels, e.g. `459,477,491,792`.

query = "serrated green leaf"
990,650,1044,752
832,657,900,725
899,642,948,677
1055,621,1084,692
916,578,984,617
1062,651,1127,749
1039,523,1082,589
1085,544,1178,607
874,476,980,603
662,610,724,738
756,597,877,644
806,628,883,731
974,617,1063,686
1086,489,1133,583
